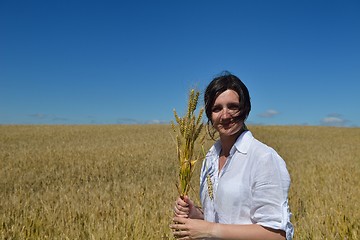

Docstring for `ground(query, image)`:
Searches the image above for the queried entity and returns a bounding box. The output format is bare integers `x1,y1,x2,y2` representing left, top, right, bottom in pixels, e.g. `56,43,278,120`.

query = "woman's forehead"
214,89,239,103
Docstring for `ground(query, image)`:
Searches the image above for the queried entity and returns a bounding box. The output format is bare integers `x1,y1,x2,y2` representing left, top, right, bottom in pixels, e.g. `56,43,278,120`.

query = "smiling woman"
204,73,251,141
171,72,294,240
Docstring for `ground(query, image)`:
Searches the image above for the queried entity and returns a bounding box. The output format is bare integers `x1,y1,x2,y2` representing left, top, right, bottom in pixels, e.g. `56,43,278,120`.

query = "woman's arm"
212,222,285,240
171,217,285,240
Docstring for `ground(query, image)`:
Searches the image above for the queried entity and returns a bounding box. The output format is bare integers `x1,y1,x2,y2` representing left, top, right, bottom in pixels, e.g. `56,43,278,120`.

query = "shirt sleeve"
250,150,294,240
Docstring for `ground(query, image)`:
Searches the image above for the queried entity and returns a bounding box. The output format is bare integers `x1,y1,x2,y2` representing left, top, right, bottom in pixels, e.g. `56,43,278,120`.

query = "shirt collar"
233,130,253,154
210,130,254,156
213,140,222,156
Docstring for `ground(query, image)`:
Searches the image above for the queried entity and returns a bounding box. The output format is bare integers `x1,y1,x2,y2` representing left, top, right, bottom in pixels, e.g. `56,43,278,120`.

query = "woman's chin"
219,124,243,137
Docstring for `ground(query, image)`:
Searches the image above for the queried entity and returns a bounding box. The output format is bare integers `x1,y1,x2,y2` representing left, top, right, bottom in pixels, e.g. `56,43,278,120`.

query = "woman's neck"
219,130,242,156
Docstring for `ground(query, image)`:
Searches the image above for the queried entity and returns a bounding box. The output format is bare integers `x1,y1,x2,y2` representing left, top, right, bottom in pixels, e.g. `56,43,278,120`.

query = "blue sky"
1,1,359,127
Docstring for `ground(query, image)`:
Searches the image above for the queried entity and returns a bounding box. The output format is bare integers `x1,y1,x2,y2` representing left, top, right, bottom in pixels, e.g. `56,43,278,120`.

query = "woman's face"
211,89,243,137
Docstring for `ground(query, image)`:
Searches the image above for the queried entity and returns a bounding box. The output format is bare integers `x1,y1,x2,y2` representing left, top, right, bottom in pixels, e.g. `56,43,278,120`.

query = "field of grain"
0,125,359,239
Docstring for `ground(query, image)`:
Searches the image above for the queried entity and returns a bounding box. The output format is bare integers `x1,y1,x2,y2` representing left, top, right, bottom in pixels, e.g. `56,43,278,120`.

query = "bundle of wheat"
171,89,205,197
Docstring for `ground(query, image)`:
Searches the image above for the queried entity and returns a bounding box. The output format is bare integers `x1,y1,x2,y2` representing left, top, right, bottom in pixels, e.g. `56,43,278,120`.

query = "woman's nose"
221,108,231,119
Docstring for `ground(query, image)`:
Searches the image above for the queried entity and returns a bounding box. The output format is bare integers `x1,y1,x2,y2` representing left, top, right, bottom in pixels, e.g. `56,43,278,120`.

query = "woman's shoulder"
244,132,272,153
248,135,284,163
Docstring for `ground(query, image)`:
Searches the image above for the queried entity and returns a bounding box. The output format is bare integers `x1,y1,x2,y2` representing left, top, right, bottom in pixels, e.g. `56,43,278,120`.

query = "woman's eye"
212,106,222,112
228,104,240,111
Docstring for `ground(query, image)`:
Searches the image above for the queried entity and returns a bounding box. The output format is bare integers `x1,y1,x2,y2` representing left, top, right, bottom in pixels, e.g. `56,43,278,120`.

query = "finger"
176,203,189,211
174,214,189,219
176,204,189,213
176,197,189,207
174,234,189,240
172,230,189,237
183,196,194,207
173,216,187,224
174,207,188,218
169,223,187,231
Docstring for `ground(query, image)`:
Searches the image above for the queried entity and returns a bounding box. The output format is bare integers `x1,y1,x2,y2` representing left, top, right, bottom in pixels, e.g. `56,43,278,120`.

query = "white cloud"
258,109,280,118
321,117,343,124
149,119,161,124
321,114,348,126
147,119,169,124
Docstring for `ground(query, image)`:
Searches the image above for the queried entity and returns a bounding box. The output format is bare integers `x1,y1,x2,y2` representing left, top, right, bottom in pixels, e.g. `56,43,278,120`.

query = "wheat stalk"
171,89,205,197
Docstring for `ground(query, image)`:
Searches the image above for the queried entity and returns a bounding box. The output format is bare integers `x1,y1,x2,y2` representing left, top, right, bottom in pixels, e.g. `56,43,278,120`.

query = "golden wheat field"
0,124,359,239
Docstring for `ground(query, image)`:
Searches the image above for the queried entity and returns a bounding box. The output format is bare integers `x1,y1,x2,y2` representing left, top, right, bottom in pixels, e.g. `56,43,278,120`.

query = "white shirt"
200,131,294,240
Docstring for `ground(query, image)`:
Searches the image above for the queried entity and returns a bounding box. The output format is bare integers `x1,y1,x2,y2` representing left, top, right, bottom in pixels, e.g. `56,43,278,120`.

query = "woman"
170,73,294,240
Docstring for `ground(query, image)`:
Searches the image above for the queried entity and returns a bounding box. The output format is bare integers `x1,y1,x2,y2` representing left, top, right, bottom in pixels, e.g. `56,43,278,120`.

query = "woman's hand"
170,216,214,239
173,196,191,218
174,196,203,219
